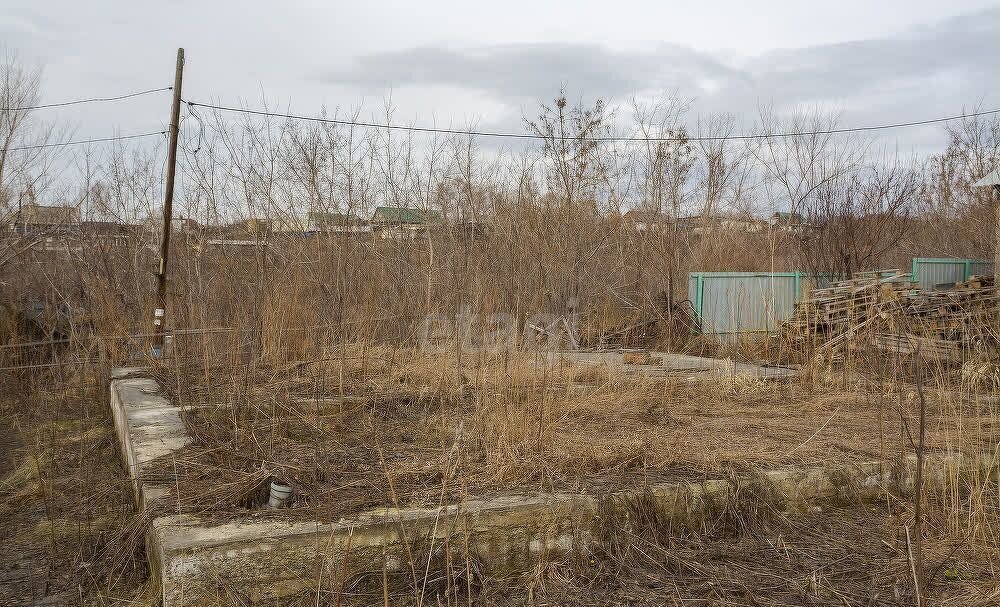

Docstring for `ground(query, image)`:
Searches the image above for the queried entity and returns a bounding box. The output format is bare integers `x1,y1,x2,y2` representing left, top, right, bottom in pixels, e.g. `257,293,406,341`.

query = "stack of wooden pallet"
785,272,998,359
868,333,961,360
783,271,918,350
903,275,998,344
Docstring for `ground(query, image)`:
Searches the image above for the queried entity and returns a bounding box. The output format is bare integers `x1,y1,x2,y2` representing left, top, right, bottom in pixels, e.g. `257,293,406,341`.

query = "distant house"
77,221,134,250
973,168,1000,189
770,211,811,233
623,209,672,232
7,204,80,234
672,213,764,234
371,206,443,239
142,215,199,236
171,217,201,233
230,218,273,236
624,209,764,234
307,211,369,234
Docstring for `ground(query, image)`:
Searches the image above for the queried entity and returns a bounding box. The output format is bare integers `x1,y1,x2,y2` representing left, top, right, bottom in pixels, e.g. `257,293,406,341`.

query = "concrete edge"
108,370,997,604
110,367,191,511
148,452,997,605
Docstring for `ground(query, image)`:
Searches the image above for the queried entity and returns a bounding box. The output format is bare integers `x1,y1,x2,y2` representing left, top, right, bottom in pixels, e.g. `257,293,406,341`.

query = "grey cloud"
325,42,745,102
323,7,1000,145
740,9,1000,107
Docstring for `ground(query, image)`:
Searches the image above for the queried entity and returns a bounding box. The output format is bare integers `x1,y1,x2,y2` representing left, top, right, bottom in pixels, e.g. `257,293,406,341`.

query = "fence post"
695,274,704,324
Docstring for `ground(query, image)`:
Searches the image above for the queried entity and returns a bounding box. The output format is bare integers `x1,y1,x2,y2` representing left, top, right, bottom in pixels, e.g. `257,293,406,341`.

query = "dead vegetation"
1,53,999,606
134,345,997,523
0,365,149,605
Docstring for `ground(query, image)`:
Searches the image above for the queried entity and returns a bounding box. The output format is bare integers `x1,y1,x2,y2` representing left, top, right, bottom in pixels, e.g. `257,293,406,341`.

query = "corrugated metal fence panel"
690,260,996,335
970,260,994,277
917,261,965,289
690,273,800,334
912,258,994,290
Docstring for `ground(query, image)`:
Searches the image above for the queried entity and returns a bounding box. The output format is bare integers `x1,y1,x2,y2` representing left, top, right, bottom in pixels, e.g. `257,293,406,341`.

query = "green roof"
372,207,442,224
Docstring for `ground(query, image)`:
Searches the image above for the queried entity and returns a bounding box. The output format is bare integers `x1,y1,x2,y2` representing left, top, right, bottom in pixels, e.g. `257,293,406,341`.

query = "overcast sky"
3,0,999,157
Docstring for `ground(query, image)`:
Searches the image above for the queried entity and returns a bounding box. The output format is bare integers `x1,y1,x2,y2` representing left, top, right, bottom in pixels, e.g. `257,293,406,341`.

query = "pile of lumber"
869,333,962,361
784,272,997,359
783,271,917,350
904,275,998,343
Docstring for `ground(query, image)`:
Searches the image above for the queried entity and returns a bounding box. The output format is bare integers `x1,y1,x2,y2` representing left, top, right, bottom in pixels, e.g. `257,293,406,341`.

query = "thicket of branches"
1,59,998,358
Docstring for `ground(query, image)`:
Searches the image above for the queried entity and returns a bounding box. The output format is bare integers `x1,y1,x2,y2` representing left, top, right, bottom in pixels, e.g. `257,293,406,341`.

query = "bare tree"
798,160,919,277
524,91,611,314
752,106,863,221
695,112,753,221
921,112,999,255
525,90,608,209
0,50,70,270
628,95,694,337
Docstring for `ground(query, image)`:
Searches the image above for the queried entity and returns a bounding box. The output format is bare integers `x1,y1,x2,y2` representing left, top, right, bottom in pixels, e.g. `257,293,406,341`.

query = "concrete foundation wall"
108,370,998,606
148,455,996,606
110,367,191,510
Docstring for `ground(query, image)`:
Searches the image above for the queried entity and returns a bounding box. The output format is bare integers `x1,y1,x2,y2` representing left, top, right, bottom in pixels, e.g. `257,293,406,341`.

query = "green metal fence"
688,272,821,335
911,258,993,290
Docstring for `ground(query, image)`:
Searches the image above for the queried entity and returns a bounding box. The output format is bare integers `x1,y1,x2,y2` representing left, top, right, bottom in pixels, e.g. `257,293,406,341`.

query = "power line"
7,130,167,151
0,86,172,112
184,99,1000,142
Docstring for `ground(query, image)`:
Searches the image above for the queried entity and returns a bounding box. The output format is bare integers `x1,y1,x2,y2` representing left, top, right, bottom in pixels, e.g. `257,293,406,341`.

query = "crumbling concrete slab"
150,492,594,605
548,350,798,380
110,367,191,510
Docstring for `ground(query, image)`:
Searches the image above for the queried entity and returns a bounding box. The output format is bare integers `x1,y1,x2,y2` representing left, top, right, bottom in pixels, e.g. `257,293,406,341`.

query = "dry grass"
141,345,999,528
3,319,998,606
1,78,998,605
0,365,152,606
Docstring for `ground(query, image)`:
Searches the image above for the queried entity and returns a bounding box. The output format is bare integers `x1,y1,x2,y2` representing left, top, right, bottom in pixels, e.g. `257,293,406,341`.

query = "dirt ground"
2,353,998,606
157,351,999,522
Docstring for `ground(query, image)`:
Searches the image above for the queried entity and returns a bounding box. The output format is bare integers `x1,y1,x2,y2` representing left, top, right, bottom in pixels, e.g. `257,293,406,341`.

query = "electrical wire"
6,130,167,151
0,86,172,112
183,99,1000,142
1,83,996,148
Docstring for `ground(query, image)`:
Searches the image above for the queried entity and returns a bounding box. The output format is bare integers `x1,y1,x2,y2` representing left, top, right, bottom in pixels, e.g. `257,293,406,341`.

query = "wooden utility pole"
153,47,184,356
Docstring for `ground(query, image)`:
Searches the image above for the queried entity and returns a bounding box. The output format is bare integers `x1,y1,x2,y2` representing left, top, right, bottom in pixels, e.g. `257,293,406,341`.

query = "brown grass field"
2,67,999,605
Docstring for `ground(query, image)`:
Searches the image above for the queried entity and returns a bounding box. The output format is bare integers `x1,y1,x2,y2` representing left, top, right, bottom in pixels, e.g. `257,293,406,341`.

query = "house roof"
15,204,80,225
372,207,442,224
773,211,803,220
973,168,1000,188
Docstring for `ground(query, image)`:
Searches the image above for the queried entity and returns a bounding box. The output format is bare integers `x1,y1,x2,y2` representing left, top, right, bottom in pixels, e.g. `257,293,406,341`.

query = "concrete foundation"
548,350,799,379
147,454,996,605
110,369,996,606
110,367,191,510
